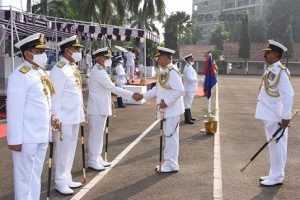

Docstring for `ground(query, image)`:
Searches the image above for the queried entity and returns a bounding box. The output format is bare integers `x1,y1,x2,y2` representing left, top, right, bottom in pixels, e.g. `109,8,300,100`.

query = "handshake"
132,92,143,101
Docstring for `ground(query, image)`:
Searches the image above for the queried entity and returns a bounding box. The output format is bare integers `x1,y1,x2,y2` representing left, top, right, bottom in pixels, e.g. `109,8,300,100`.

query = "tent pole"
55,18,58,62
10,6,15,71
143,29,146,78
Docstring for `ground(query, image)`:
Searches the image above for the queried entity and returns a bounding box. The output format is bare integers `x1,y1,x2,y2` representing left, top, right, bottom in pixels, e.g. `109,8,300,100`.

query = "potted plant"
202,108,218,134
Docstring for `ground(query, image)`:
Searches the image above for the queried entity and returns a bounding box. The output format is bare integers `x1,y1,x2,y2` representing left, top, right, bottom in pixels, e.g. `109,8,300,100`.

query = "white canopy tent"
0,6,160,73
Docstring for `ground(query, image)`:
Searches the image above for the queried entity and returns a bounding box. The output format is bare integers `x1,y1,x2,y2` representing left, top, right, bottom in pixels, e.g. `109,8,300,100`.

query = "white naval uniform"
183,63,199,109
255,61,294,182
124,52,135,80
85,53,92,78
115,63,128,88
87,64,133,165
7,61,51,200
143,63,185,170
50,57,85,188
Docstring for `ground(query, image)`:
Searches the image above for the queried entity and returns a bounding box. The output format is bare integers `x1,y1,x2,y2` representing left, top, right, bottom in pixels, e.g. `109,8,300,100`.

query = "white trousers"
126,65,135,80
12,143,48,200
184,92,195,109
264,121,288,181
54,123,80,186
163,116,180,169
88,115,107,164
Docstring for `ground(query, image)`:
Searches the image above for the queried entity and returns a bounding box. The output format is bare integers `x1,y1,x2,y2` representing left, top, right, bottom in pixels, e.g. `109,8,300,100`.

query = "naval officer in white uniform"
50,35,85,195
133,46,185,173
115,55,128,108
87,47,134,170
183,54,199,124
7,33,57,200
255,40,294,186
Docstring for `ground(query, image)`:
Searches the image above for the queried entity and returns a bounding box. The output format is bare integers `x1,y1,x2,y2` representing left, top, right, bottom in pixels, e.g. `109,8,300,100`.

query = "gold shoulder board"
19,65,31,74
278,63,287,70
57,61,66,68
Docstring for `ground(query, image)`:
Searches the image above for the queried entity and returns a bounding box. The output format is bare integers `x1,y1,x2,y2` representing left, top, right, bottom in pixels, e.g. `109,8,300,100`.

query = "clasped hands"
132,93,168,109
132,93,143,101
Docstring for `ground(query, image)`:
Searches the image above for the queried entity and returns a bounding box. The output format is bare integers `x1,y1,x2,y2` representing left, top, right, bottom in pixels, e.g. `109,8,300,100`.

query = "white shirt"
115,63,127,85
7,61,51,145
143,63,185,118
255,61,294,122
87,64,133,116
124,52,135,66
50,57,85,124
183,63,199,92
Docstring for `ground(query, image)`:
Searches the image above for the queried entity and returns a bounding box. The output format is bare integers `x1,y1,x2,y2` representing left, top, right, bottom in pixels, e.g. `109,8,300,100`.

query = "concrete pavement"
1,75,300,200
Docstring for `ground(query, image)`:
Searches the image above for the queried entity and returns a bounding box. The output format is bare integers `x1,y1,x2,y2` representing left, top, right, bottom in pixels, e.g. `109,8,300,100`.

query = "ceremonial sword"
240,110,298,172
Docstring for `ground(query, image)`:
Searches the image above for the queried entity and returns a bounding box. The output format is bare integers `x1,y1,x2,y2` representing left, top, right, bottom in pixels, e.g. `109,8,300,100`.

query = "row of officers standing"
6,33,201,199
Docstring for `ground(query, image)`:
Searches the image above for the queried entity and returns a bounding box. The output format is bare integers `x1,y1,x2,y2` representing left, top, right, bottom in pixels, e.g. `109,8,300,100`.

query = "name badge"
267,71,276,81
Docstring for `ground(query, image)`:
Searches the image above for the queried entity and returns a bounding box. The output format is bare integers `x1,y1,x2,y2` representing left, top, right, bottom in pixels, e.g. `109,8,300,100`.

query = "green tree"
283,24,294,67
249,19,266,42
126,0,166,29
181,24,203,45
210,23,230,51
164,15,178,54
164,12,192,58
225,21,241,42
267,0,300,42
238,14,251,74
32,0,74,19
126,0,166,65
32,0,127,25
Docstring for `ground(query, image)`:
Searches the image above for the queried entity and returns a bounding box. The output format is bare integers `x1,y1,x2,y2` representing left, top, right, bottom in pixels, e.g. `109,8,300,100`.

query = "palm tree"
74,0,126,25
32,0,74,19
126,0,166,65
126,0,165,30
173,11,192,58
32,0,126,25
164,12,192,59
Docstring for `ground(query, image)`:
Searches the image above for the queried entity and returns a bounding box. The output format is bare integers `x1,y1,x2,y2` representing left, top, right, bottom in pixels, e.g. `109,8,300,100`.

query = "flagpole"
207,54,213,114
208,97,211,113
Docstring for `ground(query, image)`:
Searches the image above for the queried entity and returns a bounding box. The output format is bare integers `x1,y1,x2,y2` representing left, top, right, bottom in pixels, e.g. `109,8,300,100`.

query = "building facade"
192,0,274,43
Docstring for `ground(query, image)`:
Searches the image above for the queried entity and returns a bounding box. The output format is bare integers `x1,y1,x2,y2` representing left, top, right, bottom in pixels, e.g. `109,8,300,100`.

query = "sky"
156,0,193,41
165,0,193,15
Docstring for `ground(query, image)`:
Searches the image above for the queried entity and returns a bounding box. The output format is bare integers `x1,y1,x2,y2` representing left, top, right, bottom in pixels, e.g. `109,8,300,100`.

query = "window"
199,0,209,8
194,4,198,11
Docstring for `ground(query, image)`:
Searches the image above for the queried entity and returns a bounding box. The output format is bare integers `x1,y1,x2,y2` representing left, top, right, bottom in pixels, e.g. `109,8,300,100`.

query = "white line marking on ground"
71,119,160,200
213,83,222,200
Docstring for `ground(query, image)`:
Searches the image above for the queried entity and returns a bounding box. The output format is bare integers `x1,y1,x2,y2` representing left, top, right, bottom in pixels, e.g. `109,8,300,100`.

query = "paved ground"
1,75,300,200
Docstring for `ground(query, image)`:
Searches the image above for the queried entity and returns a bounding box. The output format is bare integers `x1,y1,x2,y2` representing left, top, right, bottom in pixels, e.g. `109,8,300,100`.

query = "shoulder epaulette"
278,63,287,70
57,61,66,68
19,65,31,74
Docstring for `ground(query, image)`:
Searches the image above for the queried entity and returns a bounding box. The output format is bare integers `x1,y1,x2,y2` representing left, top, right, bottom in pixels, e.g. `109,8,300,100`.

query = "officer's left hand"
281,119,290,127
51,114,60,131
8,144,22,152
159,100,168,109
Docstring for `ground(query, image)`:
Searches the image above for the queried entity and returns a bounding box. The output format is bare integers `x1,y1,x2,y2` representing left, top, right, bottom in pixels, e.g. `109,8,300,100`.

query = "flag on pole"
203,54,217,99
